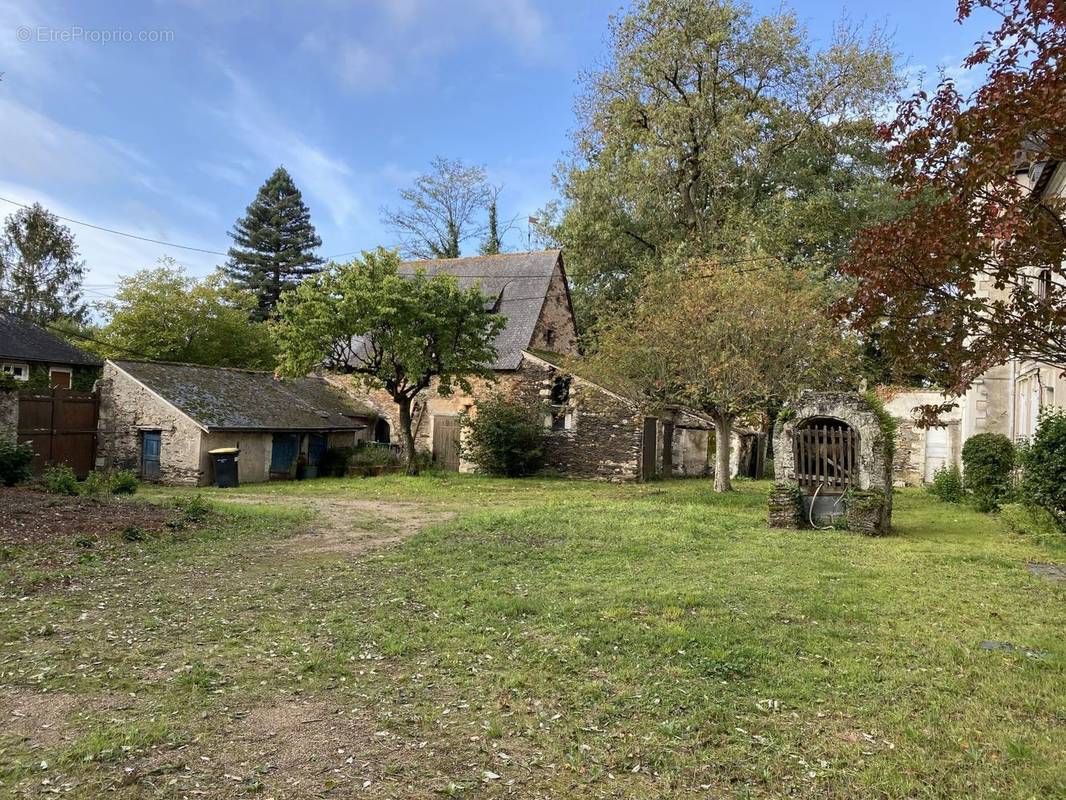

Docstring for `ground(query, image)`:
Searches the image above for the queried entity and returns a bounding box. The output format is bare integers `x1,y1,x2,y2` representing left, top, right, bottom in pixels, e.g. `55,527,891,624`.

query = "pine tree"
0,203,87,325
479,201,501,255
226,167,323,319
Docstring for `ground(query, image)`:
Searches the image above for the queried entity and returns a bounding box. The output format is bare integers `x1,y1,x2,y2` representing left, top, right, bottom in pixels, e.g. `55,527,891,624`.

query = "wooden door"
641,417,658,481
17,389,98,477
49,369,71,389
661,421,674,478
141,430,161,481
432,416,460,471
270,434,299,476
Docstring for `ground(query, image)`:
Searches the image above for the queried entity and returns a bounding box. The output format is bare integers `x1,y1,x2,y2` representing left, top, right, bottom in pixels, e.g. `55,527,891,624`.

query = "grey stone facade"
770,391,894,534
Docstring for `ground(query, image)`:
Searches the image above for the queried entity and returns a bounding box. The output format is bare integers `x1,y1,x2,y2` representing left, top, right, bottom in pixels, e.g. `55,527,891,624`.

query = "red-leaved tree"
843,0,1066,404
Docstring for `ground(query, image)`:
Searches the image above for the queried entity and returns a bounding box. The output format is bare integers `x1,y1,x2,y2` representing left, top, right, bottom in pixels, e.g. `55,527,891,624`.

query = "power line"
0,195,357,260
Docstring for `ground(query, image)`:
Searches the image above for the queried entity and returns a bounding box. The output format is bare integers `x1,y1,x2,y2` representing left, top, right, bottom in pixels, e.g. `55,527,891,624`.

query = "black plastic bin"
209,447,239,488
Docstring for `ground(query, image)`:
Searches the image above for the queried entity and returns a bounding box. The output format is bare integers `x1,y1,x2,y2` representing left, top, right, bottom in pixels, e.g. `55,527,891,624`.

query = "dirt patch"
218,494,453,558
0,690,80,751
1027,562,1066,583
0,488,177,546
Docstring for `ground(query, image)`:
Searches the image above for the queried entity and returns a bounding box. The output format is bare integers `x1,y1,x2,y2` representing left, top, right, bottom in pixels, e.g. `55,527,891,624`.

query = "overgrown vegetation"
460,395,545,477
1019,408,1066,530
41,463,79,495
928,463,964,504
962,433,1016,512
0,439,33,486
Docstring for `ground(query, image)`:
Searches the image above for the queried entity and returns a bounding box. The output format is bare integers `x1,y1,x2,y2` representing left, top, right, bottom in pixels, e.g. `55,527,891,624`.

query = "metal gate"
17,389,98,477
432,416,460,471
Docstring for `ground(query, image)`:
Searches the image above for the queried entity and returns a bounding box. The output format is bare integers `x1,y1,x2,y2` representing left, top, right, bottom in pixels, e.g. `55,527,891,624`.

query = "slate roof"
398,250,565,370
0,312,102,367
111,360,374,432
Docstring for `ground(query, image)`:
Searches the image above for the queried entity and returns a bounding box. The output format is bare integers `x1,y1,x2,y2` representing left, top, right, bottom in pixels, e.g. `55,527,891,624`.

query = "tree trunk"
713,412,733,493
397,396,419,476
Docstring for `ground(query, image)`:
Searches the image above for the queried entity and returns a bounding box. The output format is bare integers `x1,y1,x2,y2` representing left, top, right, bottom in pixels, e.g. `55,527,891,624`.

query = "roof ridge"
110,358,278,376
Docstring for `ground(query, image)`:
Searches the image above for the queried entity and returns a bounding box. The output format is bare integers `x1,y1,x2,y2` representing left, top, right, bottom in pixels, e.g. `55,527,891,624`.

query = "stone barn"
768,391,894,534
97,360,375,485
333,250,714,481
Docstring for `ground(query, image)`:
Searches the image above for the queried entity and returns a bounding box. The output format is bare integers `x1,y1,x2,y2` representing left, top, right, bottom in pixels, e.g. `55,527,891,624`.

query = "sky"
0,0,998,305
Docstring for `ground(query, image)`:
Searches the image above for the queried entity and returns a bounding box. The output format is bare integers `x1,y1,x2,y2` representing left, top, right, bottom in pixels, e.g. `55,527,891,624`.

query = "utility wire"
0,195,356,260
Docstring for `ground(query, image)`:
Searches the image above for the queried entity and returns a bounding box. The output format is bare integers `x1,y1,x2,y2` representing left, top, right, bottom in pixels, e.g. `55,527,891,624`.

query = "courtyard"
0,477,1063,798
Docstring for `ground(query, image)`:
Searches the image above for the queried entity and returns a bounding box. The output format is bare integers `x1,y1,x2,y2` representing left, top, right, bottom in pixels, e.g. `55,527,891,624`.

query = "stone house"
0,311,102,389
883,157,1066,485
333,250,714,481
97,360,374,485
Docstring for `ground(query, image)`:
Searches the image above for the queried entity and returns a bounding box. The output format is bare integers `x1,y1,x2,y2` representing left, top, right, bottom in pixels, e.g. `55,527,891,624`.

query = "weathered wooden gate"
793,423,858,495
640,417,658,481
17,389,99,477
432,415,460,471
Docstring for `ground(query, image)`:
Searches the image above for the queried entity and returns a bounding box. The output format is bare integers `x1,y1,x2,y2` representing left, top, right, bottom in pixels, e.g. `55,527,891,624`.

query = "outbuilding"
97,360,375,485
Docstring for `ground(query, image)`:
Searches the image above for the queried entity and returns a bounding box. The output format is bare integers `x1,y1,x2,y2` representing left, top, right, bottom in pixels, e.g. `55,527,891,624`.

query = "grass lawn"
1,476,1063,798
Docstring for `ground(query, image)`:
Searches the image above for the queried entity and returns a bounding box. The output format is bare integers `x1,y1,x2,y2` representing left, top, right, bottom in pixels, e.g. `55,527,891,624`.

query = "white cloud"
213,66,364,228
0,181,222,295
301,0,549,92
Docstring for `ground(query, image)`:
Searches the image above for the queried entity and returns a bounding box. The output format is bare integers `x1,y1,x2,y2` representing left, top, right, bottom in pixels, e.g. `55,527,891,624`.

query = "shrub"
41,464,79,496
961,433,1015,512
1018,408,1066,529
121,525,146,542
0,439,34,486
349,445,402,469
179,494,211,522
928,463,964,504
460,396,544,477
108,469,139,495
320,447,354,477
81,470,108,496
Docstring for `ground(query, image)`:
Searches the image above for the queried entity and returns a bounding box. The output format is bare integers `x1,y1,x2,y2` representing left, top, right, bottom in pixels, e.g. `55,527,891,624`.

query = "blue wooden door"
270,434,298,475
141,430,161,481
307,434,327,466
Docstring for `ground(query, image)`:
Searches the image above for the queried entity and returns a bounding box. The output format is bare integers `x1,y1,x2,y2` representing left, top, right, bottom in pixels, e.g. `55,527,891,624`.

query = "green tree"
480,199,502,255
226,166,323,319
0,203,87,325
588,262,855,491
272,248,505,474
460,395,544,476
546,0,899,326
96,258,276,368
382,157,493,259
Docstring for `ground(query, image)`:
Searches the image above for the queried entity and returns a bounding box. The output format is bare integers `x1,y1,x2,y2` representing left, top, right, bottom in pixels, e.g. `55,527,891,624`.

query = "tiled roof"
0,312,102,366
399,250,563,370
111,360,374,432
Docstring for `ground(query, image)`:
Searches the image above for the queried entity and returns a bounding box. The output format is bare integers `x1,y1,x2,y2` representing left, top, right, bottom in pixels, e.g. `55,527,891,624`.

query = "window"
1037,269,1052,299
1,363,29,381
549,376,572,431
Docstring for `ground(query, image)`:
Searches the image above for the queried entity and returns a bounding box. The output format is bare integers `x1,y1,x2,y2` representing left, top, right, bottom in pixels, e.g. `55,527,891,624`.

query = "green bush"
41,464,79,496
961,433,1015,512
179,494,211,522
121,525,147,542
81,470,108,496
349,445,402,469
928,463,964,504
108,469,139,495
0,439,34,486
460,395,544,477
1018,408,1066,529
320,447,354,477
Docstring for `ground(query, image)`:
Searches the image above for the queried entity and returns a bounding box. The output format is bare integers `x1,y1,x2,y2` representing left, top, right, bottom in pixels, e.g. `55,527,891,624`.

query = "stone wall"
527,263,580,356
96,363,205,484
879,388,964,486
0,390,16,444
772,391,894,534
330,353,647,481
